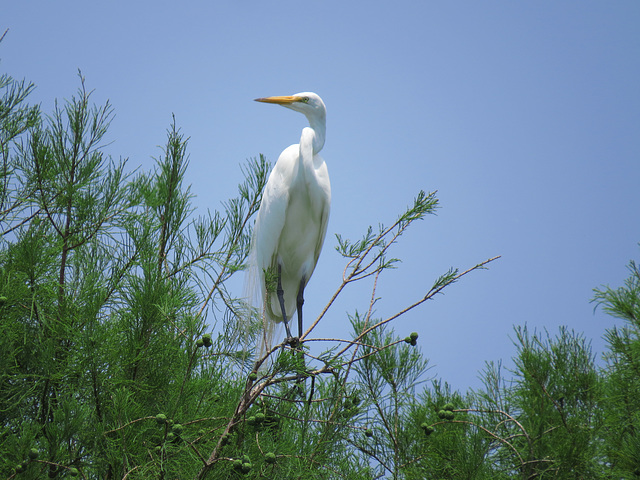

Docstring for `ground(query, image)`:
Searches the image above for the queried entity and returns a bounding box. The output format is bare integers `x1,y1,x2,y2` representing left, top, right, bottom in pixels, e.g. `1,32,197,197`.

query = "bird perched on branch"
249,92,330,349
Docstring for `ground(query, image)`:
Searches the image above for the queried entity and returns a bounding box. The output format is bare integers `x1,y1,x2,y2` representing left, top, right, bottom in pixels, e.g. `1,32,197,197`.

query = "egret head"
255,92,326,123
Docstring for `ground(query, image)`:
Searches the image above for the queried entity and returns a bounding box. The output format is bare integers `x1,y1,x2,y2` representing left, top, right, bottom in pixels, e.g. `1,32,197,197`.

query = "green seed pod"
365,428,373,438
410,332,419,341
15,463,25,474
202,334,212,348
171,423,183,435
196,338,204,348
247,415,256,425
437,410,447,419
242,454,250,463
443,402,455,411
424,425,435,435
233,459,243,470
0,296,7,306
28,448,39,460
248,372,257,382
255,412,265,423
241,462,252,473
156,413,167,424
265,452,276,464
69,467,79,477
410,338,417,346
404,336,412,344
444,410,455,420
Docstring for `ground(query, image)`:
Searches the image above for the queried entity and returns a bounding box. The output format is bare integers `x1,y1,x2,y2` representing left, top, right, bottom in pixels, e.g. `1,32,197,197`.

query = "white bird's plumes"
246,92,331,360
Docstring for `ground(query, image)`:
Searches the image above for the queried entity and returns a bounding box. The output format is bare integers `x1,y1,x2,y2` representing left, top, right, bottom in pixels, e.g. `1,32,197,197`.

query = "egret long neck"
306,115,326,155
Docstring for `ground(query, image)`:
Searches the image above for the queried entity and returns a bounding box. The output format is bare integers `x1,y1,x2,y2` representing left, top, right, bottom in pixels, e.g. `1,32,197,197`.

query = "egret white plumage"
250,92,330,346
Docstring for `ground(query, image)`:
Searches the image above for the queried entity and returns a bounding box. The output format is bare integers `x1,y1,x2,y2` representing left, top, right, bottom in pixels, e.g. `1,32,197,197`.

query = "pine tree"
593,255,640,478
0,63,498,479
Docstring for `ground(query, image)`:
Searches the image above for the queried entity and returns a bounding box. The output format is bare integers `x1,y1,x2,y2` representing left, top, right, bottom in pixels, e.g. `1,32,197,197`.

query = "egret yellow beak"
254,95,304,104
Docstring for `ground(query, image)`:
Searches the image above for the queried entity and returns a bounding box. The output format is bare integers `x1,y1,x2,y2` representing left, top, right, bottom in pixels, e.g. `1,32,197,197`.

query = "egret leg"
296,277,306,338
294,277,307,387
276,265,293,340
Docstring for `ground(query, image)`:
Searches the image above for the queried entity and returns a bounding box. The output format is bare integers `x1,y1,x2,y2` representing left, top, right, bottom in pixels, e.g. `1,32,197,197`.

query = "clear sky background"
3,1,639,391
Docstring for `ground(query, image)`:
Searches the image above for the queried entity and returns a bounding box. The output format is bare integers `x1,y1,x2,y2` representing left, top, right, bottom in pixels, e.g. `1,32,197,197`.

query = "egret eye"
302,97,310,103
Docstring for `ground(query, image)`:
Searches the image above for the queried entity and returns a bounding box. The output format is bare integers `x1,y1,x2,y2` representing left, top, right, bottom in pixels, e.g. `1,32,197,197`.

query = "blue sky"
3,1,639,391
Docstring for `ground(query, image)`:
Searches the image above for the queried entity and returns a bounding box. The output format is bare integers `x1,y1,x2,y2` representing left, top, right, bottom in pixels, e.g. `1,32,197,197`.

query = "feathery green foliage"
593,255,640,478
2,57,638,480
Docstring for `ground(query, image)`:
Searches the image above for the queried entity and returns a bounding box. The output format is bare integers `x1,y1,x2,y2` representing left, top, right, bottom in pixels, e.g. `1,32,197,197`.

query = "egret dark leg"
276,265,293,340
294,277,307,389
296,276,306,339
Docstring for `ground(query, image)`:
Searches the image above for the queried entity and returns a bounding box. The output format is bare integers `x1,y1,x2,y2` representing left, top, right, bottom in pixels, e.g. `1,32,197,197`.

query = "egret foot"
285,336,301,348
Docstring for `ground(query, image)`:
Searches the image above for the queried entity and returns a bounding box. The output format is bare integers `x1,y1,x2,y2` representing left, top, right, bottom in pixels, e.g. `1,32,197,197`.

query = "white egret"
250,92,330,346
